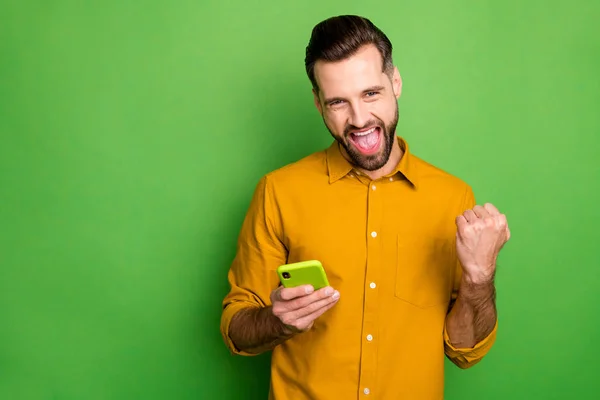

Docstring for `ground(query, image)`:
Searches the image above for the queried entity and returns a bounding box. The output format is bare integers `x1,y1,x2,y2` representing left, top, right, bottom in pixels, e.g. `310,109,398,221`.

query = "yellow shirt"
220,137,497,400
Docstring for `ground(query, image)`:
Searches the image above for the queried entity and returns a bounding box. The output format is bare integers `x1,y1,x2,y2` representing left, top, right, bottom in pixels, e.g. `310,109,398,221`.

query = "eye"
366,91,379,97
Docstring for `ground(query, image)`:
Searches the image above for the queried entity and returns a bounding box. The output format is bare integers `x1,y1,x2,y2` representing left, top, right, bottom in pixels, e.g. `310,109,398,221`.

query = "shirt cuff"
220,301,260,356
443,318,498,369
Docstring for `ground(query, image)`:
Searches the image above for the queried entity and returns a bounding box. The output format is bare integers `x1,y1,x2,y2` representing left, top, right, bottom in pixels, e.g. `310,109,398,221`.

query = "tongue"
354,130,378,150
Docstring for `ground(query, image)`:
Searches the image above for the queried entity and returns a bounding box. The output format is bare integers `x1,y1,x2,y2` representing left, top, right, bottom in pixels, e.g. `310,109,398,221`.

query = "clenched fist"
456,203,511,284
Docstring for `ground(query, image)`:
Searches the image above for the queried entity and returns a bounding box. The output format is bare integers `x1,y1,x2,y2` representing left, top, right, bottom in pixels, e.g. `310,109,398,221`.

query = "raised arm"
444,188,510,368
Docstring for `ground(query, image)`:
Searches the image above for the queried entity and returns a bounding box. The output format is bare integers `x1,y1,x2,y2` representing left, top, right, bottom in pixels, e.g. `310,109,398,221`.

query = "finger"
473,205,490,219
463,209,477,223
279,284,315,301
285,286,336,311
497,213,511,240
293,299,339,329
497,213,508,228
455,215,468,235
288,290,340,319
271,286,283,303
484,203,500,216
272,285,299,303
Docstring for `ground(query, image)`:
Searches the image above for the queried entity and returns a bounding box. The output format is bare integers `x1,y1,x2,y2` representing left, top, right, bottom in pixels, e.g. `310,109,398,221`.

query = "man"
220,15,510,399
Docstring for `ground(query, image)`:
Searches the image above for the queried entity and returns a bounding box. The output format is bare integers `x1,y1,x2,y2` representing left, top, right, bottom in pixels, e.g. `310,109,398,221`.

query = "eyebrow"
323,85,386,104
363,85,385,93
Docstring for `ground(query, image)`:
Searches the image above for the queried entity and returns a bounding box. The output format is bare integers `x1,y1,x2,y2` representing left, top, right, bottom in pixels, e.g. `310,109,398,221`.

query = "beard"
324,104,399,171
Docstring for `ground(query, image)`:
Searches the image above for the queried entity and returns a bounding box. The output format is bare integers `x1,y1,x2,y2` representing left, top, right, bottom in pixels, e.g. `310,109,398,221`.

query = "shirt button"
366,334,373,341
389,177,393,181
364,388,370,395
372,185,376,190
370,282,376,289
371,231,377,238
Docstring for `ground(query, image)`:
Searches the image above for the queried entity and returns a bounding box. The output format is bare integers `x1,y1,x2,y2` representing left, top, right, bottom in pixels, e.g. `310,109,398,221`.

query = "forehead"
314,44,386,96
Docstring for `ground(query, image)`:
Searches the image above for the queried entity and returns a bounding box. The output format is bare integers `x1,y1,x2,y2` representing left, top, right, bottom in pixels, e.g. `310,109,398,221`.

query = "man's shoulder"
263,148,329,186
411,152,472,194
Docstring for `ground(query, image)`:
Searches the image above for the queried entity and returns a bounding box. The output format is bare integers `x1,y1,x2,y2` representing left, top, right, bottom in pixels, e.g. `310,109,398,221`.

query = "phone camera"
282,272,291,279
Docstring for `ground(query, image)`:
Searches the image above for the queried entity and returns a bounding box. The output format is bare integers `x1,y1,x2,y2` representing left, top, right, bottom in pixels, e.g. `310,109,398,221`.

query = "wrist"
459,276,496,304
265,306,296,337
461,264,495,286
462,273,493,286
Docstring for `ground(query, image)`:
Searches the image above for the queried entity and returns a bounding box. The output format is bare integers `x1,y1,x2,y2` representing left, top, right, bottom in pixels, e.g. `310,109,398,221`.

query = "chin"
354,153,388,171
347,132,391,171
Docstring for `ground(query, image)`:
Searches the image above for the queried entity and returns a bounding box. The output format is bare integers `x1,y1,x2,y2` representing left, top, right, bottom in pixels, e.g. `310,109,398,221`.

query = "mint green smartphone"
277,260,329,290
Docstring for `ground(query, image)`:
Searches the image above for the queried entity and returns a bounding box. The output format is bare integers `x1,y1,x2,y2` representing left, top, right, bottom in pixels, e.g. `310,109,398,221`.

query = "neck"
354,136,403,180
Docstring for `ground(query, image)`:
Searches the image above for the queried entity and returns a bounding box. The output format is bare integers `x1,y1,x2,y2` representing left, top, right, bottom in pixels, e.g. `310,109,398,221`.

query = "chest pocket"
394,235,455,309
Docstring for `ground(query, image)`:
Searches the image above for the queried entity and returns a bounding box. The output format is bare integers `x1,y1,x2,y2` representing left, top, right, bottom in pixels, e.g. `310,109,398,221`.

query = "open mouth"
348,126,381,155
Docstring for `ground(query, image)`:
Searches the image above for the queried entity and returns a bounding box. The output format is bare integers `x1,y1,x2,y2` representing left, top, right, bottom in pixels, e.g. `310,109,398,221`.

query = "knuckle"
306,304,320,316
279,289,291,301
291,297,305,309
310,299,325,312
280,314,294,326
272,304,284,316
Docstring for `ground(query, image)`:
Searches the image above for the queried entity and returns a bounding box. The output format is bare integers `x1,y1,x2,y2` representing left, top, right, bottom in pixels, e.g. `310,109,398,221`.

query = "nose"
348,101,370,128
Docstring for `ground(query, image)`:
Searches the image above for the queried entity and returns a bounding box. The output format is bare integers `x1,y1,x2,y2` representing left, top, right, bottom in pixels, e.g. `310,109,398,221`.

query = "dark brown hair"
304,15,394,92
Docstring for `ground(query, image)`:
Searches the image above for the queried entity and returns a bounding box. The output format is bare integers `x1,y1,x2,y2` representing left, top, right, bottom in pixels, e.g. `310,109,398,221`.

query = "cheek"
324,111,348,135
373,100,396,122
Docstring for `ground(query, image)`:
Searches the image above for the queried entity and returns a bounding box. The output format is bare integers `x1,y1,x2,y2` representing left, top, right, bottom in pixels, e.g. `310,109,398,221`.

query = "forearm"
228,306,294,354
446,277,497,348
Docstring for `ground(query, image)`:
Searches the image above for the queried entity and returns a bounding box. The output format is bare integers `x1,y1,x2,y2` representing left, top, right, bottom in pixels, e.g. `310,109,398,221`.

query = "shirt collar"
326,136,419,187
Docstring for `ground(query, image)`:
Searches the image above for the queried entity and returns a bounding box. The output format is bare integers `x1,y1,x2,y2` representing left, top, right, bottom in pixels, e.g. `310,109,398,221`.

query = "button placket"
359,178,382,397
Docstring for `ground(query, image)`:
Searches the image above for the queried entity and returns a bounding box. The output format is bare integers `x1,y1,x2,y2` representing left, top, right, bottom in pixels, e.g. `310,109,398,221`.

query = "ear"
312,88,323,115
392,67,402,99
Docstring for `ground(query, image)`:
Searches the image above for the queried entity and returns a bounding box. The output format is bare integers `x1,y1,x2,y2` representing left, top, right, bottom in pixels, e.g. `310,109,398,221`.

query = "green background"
1,1,598,399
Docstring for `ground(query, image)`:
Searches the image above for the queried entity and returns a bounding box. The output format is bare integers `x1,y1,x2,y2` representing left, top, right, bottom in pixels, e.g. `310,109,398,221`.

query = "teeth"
353,127,376,137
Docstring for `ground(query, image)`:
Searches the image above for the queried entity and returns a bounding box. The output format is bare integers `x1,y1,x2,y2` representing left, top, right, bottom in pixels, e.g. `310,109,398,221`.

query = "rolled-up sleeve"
220,175,287,355
443,257,499,368
443,254,498,369
443,317,497,369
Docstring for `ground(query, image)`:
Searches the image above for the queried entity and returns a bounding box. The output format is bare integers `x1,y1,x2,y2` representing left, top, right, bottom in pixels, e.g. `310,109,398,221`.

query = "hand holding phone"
270,260,339,333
